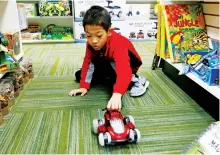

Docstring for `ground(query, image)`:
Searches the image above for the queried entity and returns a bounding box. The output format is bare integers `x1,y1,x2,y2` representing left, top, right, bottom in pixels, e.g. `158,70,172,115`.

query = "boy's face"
85,25,111,51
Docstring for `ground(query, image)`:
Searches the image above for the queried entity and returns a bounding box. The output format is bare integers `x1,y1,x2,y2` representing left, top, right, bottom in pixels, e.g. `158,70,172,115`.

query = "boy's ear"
108,28,113,36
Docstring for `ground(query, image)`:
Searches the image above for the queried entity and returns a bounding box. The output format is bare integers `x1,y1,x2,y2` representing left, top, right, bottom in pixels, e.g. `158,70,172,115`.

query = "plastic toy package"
0,44,19,74
42,24,73,40
3,71,24,97
20,58,34,80
0,84,10,116
39,0,71,16
182,39,220,86
0,79,15,107
93,109,141,146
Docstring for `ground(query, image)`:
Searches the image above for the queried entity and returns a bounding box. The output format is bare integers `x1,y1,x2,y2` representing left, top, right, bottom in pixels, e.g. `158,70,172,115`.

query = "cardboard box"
24,3,38,16
74,0,126,21
39,0,71,16
21,32,41,40
124,20,158,41
125,4,151,20
74,21,86,43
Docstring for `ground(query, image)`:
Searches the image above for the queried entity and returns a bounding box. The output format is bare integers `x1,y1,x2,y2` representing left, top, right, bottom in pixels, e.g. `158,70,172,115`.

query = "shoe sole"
130,80,149,97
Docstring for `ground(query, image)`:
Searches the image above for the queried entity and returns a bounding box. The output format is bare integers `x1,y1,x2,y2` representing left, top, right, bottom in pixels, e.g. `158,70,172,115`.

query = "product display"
74,0,126,21
39,0,71,16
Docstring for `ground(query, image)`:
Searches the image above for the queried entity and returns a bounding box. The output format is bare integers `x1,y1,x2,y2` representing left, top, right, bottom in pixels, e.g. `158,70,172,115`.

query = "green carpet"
0,42,215,154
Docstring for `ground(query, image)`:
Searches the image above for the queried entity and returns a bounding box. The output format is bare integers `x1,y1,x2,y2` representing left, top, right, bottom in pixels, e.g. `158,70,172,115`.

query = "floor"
0,42,215,154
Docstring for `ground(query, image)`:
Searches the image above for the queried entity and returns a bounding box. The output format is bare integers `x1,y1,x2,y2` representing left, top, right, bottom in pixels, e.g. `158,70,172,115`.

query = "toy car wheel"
98,132,111,146
129,129,141,143
93,119,105,134
98,133,105,146
124,115,135,126
117,11,122,18
134,129,141,142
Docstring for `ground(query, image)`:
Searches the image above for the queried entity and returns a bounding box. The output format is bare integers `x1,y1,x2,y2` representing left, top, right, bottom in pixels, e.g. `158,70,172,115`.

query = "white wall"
0,0,20,33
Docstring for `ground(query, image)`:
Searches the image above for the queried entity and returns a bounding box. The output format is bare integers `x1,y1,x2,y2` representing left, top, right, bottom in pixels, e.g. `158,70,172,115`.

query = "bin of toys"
39,0,71,16
20,58,34,80
0,85,10,116
0,79,15,107
3,72,23,97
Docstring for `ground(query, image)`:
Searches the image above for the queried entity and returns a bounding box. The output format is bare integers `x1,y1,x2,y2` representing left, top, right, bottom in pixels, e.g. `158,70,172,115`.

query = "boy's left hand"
107,93,122,111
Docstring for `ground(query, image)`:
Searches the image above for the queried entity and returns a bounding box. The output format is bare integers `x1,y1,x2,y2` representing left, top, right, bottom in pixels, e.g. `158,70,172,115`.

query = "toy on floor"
93,108,141,146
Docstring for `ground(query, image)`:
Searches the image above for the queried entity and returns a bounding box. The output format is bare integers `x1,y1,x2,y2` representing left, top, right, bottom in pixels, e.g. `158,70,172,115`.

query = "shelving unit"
16,0,75,44
156,0,220,120
165,58,220,100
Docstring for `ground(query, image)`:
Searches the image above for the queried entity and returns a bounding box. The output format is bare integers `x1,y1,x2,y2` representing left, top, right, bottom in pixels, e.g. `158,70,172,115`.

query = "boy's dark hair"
83,5,111,31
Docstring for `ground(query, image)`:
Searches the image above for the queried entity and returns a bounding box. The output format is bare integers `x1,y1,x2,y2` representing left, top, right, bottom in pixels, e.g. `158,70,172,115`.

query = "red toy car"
93,109,141,146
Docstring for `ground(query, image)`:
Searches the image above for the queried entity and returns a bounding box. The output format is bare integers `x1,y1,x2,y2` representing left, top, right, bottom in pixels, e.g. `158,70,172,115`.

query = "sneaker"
130,75,149,97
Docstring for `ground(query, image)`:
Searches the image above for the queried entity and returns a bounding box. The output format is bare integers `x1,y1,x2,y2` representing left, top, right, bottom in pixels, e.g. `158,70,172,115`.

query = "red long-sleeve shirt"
80,30,142,95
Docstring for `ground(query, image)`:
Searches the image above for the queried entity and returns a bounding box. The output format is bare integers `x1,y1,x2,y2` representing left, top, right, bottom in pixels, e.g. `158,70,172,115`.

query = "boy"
69,6,149,111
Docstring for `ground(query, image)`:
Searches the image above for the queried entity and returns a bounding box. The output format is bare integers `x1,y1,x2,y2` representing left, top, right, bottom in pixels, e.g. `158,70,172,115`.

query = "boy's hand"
69,88,88,96
107,93,122,111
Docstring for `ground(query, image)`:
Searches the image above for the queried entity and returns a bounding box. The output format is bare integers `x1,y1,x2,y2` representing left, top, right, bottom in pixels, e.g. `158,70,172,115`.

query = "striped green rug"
0,42,215,154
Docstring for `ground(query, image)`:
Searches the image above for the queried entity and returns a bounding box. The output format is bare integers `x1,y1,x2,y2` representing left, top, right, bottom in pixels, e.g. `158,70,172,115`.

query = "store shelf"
165,58,220,100
22,40,75,43
27,16,73,19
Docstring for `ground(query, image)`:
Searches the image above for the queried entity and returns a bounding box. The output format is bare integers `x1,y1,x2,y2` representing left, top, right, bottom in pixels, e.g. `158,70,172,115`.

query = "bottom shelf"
22,40,75,44
161,58,219,120
164,58,220,100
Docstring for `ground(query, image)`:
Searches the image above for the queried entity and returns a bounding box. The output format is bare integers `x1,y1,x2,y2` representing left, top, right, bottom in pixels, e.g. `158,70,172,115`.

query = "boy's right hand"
69,88,88,96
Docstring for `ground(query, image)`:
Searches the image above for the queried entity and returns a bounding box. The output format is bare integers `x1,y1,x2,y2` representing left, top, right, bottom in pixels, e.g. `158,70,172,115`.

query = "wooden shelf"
164,58,220,100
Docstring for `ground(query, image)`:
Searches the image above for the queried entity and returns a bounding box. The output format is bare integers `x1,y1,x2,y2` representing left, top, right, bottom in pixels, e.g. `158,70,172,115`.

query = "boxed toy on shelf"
42,24,73,40
183,40,220,86
125,20,158,41
74,0,126,21
0,45,19,74
125,4,151,20
24,3,38,17
39,0,71,16
21,24,42,40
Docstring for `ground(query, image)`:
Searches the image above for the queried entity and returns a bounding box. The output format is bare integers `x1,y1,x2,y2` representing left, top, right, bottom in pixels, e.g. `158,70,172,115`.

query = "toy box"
74,0,126,21
21,32,41,40
3,31,23,61
125,4,151,20
0,45,19,74
187,50,220,86
124,20,158,41
42,24,73,40
74,21,86,43
24,3,38,16
39,0,71,16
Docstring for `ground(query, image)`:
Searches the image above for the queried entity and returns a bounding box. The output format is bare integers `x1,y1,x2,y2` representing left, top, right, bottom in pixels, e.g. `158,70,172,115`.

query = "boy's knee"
75,69,81,82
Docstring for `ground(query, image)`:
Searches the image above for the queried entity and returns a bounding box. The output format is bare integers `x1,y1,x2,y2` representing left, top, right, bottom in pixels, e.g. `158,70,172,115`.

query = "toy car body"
147,32,157,39
93,110,141,146
113,27,121,35
79,11,85,17
80,32,86,39
104,6,122,18
129,32,136,38
137,30,144,39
